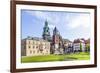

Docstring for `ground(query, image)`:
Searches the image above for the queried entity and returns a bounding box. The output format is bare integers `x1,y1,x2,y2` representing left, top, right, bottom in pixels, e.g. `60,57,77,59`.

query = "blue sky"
21,9,91,41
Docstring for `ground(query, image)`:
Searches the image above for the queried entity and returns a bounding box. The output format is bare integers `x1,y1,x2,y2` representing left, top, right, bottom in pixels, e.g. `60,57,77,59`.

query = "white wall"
0,0,100,73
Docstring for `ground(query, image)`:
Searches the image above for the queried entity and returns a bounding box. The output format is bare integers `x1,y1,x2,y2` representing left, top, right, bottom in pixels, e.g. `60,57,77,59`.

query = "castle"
21,20,87,56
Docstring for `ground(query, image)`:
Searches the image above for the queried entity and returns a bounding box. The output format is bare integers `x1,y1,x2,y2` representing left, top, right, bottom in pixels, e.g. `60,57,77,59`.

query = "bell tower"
42,20,51,41
53,27,60,45
51,27,64,54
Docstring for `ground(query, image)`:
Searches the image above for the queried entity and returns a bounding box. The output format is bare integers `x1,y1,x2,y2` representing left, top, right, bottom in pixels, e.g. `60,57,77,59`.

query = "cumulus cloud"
66,13,90,29
25,10,90,30
25,10,48,20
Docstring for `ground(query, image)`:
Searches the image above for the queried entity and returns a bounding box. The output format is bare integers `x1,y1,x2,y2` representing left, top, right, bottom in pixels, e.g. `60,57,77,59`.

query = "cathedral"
21,20,86,56
42,20,64,55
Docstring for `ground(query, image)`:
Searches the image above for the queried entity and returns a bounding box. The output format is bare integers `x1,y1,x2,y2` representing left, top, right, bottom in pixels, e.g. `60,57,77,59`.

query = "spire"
42,20,51,41
54,27,57,31
53,27,59,35
45,20,48,27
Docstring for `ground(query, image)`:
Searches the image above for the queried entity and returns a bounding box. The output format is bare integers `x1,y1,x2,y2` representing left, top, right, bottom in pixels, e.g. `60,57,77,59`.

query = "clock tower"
42,20,51,41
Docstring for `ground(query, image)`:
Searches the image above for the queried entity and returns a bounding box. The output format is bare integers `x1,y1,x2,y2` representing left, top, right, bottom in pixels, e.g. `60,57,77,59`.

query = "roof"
62,39,72,43
73,39,85,43
22,36,49,42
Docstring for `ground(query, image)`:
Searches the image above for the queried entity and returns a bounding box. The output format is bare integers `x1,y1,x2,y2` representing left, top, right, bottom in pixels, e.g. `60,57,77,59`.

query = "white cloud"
67,13,90,29
26,11,48,20
25,10,58,26
25,10,90,30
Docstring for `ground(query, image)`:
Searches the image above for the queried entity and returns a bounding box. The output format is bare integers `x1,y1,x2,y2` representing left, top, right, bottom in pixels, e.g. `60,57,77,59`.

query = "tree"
86,44,90,52
80,43,82,52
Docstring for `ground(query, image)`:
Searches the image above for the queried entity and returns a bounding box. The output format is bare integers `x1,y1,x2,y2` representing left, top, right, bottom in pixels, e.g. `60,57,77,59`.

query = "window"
30,50,32,54
36,46,38,48
40,51,42,53
33,41,35,44
29,46,30,48
33,46,34,48
28,41,30,44
33,51,35,53
37,50,39,53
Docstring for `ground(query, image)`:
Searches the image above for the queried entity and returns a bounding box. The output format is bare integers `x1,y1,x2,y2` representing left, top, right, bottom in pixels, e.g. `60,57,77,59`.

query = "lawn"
21,52,90,63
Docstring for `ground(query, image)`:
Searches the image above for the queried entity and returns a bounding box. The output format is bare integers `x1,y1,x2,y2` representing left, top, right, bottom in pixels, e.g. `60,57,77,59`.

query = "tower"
53,27,60,45
42,20,51,41
52,27,63,54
